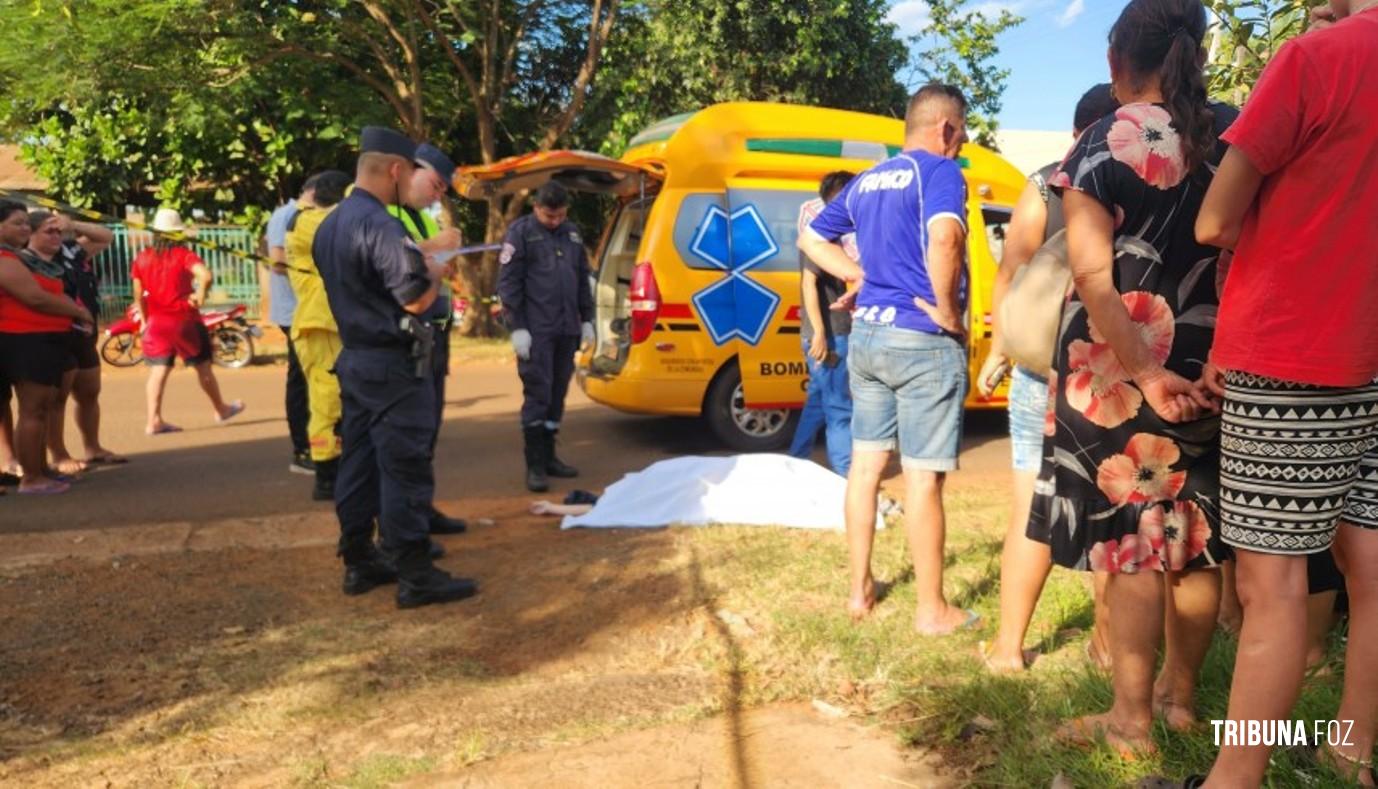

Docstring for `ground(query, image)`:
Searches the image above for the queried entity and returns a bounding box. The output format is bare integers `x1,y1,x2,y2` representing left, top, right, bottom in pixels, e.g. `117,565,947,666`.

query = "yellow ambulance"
455,103,1026,450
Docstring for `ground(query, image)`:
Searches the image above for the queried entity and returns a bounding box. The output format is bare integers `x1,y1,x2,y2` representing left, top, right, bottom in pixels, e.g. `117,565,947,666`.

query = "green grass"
679,503,1359,788
337,754,437,789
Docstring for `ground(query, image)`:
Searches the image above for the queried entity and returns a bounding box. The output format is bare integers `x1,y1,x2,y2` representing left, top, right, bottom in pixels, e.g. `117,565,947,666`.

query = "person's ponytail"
1159,24,1214,172
1110,0,1216,172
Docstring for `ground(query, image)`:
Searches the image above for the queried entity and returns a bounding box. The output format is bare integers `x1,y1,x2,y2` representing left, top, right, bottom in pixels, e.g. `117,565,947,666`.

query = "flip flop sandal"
216,401,246,424
919,609,982,637
1293,742,1378,786
147,424,184,435
1055,718,1150,762
0,472,19,486
86,453,129,465
18,480,70,496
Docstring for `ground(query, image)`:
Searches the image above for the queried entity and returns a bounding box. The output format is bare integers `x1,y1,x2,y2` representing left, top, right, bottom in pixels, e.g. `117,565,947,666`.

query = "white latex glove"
511,328,532,361
580,321,595,351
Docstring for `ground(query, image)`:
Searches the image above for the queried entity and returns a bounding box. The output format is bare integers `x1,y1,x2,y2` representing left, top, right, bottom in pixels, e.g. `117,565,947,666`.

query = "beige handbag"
998,228,1071,377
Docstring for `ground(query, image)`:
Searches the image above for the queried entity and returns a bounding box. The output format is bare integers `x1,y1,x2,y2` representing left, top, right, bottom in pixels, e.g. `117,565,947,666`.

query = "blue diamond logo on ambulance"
687,203,782,345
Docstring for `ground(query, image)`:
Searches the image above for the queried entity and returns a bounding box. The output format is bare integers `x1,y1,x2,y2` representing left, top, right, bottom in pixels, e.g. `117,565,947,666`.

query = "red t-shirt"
130,245,202,317
0,250,74,333
1214,8,1378,387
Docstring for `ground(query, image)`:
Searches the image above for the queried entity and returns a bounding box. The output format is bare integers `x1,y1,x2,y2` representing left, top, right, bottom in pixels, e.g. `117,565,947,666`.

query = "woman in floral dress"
1026,0,1237,757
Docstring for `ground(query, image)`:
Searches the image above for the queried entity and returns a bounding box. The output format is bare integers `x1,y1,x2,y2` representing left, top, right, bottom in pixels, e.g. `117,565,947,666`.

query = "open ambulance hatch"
452,150,662,201
453,151,665,377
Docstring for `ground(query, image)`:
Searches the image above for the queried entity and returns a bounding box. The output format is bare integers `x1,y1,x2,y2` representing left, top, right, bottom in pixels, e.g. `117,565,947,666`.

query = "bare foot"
1086,637,1112,673
1152,678,1199,732
1152,696,1198,732
978,640,1036,673
914,605,978,636
17,477,71,496
847,578,875,621
1055,713,1155,759
50,456,88,475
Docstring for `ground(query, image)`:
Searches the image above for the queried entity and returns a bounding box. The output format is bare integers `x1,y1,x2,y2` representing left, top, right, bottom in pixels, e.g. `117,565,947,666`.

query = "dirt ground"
1,356,1011,787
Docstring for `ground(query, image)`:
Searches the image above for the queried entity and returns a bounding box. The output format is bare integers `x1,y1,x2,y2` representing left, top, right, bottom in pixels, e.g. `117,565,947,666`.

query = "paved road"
2,356,1012,537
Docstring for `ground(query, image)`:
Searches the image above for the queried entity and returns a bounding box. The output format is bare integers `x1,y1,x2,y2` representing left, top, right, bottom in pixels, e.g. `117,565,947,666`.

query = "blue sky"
888,0,1125,131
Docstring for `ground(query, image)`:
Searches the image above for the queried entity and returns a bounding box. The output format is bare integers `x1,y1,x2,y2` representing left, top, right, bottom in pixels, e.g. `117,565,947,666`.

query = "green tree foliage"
0,1,390,221
0,0,621,333
1206,0,1323,105
906,0,1023,149
578,0,910,156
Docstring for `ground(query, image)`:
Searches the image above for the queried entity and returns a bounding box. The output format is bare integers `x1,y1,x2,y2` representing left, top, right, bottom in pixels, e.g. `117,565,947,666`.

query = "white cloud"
1057,0,1086,27
887,0,932,36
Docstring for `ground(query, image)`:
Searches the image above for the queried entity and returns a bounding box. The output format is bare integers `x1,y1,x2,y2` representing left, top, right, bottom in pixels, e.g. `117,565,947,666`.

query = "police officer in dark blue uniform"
313,126,477,608
497,182,594,492
393,143,468,536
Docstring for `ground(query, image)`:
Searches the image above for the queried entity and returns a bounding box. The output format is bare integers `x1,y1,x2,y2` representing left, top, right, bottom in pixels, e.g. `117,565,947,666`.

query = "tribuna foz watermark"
1211,719,1356,748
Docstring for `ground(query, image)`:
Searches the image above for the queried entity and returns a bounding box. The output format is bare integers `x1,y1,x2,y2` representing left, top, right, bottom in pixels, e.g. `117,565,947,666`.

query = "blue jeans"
788,335,852,475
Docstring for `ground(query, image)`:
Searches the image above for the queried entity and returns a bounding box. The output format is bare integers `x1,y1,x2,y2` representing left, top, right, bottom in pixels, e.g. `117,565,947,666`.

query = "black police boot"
312,458,339,502
395,540,478,609
523,425,549,493
543,428,579,478
340,541,399,596
428,506,468,535
379,537,445,566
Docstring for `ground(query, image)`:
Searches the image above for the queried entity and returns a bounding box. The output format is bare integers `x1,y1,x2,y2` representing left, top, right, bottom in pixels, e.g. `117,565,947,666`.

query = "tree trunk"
457,197,509,337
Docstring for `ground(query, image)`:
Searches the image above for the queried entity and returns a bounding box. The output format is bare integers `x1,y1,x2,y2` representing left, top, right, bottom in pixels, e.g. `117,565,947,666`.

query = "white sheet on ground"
560,454,880,531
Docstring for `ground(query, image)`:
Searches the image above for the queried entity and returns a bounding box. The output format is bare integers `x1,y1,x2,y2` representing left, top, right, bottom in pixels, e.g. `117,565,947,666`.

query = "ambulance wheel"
704,360,799,453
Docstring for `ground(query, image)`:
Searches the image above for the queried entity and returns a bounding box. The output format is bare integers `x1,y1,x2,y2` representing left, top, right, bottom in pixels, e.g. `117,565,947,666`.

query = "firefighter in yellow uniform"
284,170,352,501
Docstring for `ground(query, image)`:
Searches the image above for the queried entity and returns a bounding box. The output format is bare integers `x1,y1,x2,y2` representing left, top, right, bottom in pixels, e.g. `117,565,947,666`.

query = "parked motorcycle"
100,304,262,369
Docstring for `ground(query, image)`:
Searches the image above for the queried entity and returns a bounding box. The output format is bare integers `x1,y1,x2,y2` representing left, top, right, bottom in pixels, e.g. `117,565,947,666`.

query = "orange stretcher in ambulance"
455,102,1026,451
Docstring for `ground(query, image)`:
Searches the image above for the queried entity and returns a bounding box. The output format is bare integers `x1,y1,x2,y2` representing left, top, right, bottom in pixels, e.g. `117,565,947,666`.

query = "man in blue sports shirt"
799,84,976,635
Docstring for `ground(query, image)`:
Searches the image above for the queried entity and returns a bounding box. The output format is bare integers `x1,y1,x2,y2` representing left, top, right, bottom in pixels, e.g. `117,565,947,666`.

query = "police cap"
414,143,456,193
360,126,417,160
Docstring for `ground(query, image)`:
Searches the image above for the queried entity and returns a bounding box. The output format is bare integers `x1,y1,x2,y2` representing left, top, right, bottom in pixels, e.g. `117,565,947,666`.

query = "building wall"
993,130,1076,179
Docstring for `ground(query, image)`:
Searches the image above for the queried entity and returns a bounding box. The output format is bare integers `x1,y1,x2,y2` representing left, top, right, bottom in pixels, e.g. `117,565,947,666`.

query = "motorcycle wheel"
100,333,143,367
212,327,254,369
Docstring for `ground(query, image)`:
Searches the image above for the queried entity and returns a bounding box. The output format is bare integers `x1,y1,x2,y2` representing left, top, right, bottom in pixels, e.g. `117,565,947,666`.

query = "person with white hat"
130,207,244,434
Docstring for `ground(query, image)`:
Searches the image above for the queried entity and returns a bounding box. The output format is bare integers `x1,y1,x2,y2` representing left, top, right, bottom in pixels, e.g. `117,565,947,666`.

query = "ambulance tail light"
628,262,661,344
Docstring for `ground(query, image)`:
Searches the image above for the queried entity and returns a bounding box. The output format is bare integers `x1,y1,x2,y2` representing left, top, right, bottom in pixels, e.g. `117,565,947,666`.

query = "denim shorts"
848,322,968,471
1008,365,1048,472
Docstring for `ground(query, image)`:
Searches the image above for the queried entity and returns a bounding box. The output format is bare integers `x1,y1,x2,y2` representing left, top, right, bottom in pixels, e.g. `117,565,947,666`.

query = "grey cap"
360,126,417,159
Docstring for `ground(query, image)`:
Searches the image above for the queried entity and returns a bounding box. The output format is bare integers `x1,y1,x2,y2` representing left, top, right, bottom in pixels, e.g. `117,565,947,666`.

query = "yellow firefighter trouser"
292,328,343,463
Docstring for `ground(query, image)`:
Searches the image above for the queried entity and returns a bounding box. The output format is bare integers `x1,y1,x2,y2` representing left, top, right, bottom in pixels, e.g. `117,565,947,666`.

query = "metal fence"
94,224,263,324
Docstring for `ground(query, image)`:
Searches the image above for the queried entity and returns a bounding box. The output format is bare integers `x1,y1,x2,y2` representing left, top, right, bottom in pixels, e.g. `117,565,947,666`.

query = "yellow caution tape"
0,187,273,266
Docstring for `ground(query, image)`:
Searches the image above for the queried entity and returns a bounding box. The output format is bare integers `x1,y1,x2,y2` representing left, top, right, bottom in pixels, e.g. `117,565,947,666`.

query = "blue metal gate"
94,225,262,323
